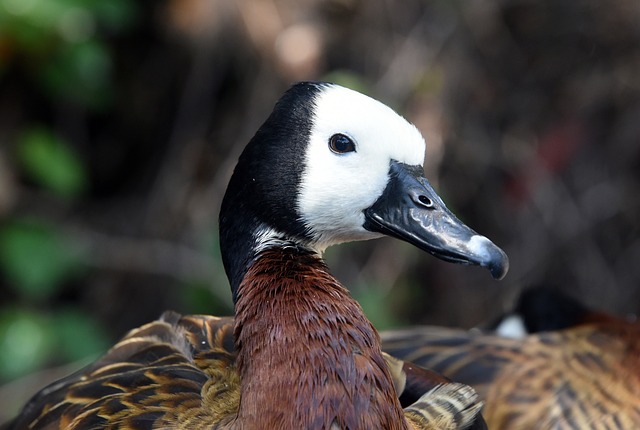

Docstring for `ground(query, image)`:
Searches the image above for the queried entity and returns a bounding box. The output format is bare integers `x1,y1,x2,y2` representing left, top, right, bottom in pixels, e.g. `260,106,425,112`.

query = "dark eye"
328,134,356,154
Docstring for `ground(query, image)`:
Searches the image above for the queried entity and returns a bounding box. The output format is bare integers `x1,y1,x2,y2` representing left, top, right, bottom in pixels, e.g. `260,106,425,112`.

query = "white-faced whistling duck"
6,82,509,430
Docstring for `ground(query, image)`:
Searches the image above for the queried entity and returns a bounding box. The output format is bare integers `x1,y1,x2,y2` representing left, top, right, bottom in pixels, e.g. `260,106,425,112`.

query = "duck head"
220,82,508,300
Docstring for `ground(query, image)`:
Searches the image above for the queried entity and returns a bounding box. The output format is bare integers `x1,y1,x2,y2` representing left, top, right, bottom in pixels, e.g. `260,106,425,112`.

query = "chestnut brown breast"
234,246,410,430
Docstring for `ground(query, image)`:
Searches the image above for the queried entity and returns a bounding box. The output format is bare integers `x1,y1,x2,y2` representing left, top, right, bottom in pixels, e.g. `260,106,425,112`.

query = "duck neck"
233,246,409,430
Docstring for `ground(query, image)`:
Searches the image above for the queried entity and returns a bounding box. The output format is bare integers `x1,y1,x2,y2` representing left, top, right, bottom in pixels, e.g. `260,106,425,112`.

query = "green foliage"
0,0,137,108
0,220,82,300
0,307,109,381
90,0,137,32
17,127,87,198
0,0,138,385
0,308,54,381
0,219,105,382
40,39,113,108
52,308,109,362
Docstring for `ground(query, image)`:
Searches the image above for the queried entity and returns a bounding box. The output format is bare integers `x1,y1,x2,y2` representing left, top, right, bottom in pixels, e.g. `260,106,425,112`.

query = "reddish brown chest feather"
233,247,409,430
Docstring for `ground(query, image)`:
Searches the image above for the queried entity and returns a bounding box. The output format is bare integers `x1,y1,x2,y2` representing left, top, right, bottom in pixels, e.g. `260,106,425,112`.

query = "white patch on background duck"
298,85,426,252
495,315,528,338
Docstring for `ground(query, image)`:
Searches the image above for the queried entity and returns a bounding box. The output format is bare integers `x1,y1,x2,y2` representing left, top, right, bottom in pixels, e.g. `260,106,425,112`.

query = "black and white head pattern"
295,84,426,252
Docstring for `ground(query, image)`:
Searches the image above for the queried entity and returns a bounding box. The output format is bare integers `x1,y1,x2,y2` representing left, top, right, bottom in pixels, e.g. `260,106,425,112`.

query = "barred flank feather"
383,320,640,430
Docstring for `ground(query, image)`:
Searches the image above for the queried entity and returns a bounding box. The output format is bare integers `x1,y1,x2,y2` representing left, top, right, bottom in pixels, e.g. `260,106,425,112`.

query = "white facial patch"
298,84,427,251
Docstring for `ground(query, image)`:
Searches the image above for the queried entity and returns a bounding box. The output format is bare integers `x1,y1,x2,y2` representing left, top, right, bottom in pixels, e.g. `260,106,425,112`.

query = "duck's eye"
328,134,356,154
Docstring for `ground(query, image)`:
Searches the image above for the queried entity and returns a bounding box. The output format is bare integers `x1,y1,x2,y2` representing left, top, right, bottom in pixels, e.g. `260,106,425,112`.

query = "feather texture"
11,313,239,429
382,319,640,429
9,307,485,430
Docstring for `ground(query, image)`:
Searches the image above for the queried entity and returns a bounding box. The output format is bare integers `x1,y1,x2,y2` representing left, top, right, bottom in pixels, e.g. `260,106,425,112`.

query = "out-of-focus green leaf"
0,0,64,51
52,308,108,362
0,0,138,109
0,0,135,41
17,126,87,198
0,0,64,29
40,39,112,108
0,307,54,380
0,220,81,300
92,0,137,32
1,20,49,54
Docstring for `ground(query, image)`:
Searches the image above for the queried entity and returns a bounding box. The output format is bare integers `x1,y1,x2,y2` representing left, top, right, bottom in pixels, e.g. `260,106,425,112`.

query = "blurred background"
0,0,639,419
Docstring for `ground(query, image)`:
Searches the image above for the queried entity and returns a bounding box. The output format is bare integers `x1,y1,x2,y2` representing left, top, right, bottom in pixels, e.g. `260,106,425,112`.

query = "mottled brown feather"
382,321,640,430
8,249,484,430
10,314,239,429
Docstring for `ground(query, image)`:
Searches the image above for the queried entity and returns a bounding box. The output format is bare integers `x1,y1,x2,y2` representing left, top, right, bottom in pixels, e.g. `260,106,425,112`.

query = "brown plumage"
234,247,486,429
234,247,406,428
9,250,484,430
6,82,508,429
382,308,640,429
10,313,239,429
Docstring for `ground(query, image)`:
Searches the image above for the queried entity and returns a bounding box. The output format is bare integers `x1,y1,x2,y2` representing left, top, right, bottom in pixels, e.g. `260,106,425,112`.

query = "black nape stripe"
219,82,328,301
